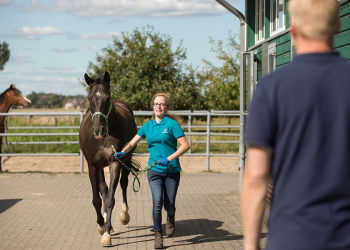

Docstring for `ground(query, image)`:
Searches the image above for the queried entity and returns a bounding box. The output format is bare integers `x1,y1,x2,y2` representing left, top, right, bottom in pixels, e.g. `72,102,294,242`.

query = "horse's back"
113,100,134,117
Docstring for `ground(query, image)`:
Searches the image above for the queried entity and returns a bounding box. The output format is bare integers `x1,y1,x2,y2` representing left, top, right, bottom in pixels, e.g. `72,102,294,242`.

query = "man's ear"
291,21,296,39
84,73,93,86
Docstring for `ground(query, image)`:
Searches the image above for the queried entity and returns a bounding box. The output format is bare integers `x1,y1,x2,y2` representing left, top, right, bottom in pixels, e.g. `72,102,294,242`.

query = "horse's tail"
130,157,141,173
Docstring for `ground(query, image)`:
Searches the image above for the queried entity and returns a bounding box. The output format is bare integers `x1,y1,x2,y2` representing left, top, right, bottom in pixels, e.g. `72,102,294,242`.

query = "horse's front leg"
97,169,108,235
88,165,104,234
100,161,121,246
98,169,115,234
119,160,131,225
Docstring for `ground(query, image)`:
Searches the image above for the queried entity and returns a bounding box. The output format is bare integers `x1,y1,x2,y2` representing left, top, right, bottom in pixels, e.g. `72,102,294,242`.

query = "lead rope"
106,134,159,192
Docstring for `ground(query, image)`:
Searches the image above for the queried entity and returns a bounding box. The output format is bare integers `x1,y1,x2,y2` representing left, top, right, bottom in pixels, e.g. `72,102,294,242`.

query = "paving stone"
0,172,268,249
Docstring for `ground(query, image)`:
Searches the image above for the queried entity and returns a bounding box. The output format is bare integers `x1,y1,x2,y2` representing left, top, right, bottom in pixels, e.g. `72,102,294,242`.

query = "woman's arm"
167,136,190,162
122,135,143,154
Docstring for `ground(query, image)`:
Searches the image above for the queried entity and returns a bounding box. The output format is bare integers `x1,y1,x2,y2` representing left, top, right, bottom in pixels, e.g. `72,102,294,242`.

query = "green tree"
198,31,240,111
0,41,10,70
84,27,205,110
37,96,49,107
50,94,63,107
26,92,39,107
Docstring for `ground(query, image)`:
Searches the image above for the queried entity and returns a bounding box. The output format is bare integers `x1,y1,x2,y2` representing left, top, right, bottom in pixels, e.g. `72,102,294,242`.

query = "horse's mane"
0,86,22,104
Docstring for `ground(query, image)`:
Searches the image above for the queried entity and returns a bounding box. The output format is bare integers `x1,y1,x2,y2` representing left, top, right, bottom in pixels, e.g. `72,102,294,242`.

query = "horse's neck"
109,107,119,125
0,96,12,125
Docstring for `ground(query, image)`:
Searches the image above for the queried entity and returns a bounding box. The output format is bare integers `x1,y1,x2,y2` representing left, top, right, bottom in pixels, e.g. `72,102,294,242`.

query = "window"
271,0,285,35
255,0,265,42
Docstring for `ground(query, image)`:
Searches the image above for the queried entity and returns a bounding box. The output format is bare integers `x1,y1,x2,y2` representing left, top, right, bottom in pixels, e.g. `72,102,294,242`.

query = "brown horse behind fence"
79,72,140,246
0,84,31,172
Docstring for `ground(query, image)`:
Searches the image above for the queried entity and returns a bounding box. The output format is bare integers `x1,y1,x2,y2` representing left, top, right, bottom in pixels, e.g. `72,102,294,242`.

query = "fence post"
4,117,7,153
79,111,84,173
206,111,211,171
188,110,192,154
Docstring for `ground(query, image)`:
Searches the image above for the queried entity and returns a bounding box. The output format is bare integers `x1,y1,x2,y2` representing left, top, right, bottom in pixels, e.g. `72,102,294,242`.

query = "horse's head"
85,71,111,140
7,84,31,108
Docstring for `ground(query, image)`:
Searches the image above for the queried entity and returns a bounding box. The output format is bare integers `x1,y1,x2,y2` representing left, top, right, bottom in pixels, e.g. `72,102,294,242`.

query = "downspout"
215,0,246,192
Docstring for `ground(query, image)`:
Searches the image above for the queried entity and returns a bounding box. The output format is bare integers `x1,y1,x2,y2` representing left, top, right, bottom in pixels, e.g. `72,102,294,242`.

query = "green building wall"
334,2,350,59
246,0,350,81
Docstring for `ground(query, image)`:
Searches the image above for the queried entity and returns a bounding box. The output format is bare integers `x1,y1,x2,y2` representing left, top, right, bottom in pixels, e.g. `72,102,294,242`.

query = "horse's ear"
84,73,93,86
10,84,16,90
103,71,110,86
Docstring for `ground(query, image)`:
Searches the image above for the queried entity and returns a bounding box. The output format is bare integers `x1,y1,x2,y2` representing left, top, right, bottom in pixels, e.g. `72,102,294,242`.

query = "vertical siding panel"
262,43,269,76
265,0,271,39
285,0,290,29
247,0,256,49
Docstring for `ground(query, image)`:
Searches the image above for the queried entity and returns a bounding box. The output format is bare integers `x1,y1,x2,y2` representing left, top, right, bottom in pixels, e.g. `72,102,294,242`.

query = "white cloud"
0,68,14,74
0,75,86,95
8,54,35,64
18,77,87,96
51,48,78,53
88,46,101,51
1,26,64,40
22,67,86,76
18,0,230,17
14,26,63,35
1,26,119,40
68,31,121,40
0,0,13,7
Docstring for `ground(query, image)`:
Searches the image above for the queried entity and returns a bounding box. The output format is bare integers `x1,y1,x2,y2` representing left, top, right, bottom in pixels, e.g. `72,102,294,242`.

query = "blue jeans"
147,169,180,233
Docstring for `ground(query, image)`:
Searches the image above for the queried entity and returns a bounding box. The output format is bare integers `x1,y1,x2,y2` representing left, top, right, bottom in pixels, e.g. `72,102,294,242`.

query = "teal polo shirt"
137,115,185,173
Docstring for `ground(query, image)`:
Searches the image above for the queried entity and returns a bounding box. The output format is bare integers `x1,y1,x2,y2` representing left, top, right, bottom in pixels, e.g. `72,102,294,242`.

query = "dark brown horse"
0,84,31,172
79,72,140,246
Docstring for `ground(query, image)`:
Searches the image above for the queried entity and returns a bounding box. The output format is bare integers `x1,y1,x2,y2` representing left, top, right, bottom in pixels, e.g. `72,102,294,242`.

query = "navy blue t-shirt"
246,52,350,250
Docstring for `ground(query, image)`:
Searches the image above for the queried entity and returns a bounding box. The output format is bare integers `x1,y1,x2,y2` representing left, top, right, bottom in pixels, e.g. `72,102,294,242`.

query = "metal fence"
0,110,240,173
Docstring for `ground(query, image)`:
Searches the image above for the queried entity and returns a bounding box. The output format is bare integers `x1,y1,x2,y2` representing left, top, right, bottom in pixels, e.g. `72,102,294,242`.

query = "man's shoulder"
257,65,291,88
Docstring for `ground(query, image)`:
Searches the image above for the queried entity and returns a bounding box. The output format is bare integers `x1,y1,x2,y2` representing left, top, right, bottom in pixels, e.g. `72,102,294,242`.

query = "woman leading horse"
114,92,190,249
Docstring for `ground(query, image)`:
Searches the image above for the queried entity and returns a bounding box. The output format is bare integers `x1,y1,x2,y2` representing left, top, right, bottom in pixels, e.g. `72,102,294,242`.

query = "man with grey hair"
241,0,350,249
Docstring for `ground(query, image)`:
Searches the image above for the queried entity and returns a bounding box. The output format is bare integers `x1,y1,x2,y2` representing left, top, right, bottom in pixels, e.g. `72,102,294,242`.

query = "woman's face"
153,96,169,117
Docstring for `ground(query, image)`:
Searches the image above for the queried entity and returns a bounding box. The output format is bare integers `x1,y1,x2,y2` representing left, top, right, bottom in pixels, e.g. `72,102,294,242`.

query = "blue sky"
0,0,244,96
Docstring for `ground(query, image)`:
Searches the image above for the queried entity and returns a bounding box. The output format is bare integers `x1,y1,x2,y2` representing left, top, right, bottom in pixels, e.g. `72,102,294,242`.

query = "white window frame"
268,42,276,73
270,0,286,36
255,0,265,43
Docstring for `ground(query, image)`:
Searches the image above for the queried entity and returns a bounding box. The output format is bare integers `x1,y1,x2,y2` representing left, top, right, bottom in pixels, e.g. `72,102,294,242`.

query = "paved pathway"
0,172,267,250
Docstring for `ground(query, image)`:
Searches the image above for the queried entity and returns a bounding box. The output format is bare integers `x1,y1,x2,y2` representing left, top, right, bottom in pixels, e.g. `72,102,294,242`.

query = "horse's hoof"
97,224,104,235
119,212,130,225
100,235,112,246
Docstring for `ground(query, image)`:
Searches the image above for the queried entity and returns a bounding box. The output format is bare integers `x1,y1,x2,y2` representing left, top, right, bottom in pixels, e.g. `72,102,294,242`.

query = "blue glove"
114,152,125,160
157,158,170,166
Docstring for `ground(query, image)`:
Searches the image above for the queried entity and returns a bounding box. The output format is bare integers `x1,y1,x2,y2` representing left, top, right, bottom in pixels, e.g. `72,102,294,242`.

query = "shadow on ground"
0,199,22,214
106,218,247,248
171,218,243,247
